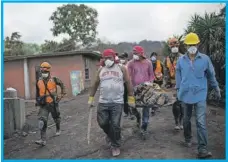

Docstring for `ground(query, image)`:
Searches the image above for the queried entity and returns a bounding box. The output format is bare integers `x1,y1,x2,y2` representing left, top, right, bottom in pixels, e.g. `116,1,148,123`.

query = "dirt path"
4,93,225,159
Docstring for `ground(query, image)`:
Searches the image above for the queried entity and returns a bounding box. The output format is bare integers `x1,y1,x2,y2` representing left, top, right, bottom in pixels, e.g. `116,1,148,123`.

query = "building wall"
82,56,99,88
4,60,25,98
28,55,84,99
4,54,100,99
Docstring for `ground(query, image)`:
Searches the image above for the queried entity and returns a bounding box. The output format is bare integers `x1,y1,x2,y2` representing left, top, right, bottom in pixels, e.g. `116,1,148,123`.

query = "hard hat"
184,32,200,45
40,62,51,72
168,38,179,47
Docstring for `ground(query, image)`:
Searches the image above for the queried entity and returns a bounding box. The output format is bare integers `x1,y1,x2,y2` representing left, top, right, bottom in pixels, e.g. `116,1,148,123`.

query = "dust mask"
133,54,140,60
105,59,114,68
151,56,156,62
187,46,197,54
42,73,49,78
120,59,126,64
171,47,179,53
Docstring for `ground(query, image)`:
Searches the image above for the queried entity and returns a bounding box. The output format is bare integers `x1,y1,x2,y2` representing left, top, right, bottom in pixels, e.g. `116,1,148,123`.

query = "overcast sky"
4,3,223,44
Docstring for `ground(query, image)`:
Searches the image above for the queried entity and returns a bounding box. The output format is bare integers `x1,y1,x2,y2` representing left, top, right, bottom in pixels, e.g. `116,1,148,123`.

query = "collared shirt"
175,52,218,104
127,59,155,87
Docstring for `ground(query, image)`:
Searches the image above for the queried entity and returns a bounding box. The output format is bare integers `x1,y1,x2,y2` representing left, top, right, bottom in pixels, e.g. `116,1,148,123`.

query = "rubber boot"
55,122,61,136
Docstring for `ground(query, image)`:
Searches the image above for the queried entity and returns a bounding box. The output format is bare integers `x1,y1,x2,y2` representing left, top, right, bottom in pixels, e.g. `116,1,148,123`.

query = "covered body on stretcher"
133,83,176,108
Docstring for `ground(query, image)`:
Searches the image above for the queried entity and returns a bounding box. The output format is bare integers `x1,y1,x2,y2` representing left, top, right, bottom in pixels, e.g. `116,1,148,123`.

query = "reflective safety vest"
166,57,177,79
154,60,163,80
37,78,57,103
154,60,162,73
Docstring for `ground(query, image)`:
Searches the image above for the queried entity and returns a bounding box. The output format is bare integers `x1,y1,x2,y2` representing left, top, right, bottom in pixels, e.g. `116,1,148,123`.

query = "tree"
22,43,41,55
184,12,225,59
40,40,59,53
4,32,24,56
40,38,80,53
57,38,79,52
49,4,98,46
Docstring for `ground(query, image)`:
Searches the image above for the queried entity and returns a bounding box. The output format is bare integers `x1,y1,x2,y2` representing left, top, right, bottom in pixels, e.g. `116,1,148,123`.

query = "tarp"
134,83,176,107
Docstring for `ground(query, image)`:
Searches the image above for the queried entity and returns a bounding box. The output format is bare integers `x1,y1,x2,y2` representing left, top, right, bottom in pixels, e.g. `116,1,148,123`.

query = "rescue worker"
150,52,163,86
162,38,183,88
35,62,66,146
176,32,221,159
88,49,135,157
149,52,163,116
127,46,155,139
119,53,134,119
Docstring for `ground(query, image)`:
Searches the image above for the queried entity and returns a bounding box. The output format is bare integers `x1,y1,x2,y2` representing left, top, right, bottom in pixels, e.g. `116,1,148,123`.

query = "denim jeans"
182,100,208,153
141,106,150,131
97,103,123,148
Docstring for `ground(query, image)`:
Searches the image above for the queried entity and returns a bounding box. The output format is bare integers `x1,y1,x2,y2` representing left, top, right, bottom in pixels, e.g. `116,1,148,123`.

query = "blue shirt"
175,52,218,104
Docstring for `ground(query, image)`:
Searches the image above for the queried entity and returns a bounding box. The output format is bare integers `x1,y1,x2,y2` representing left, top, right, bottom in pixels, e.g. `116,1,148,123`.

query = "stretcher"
133,83,176,108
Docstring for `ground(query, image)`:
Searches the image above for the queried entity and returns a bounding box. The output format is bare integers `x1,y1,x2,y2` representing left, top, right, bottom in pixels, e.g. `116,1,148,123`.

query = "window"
84,58,90,80
85,68,89,80
85,58,89,68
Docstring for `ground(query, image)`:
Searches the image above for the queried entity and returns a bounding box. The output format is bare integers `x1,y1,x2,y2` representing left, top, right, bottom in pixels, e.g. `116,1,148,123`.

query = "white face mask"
151,56,156,61
187,46,198,54
105,59,114,68
171,47,179,53
120,59,126,64
133,54,139,60
42,73,49,78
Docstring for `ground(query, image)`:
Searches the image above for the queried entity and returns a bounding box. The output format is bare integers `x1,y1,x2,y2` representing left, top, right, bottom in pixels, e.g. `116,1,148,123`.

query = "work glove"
88,96,95,108
215,87,221,100
128,96,136,108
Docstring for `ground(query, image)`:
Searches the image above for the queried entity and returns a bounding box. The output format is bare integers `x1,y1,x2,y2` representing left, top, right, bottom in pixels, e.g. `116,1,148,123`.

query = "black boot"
140,124,148,140
55,122,61,136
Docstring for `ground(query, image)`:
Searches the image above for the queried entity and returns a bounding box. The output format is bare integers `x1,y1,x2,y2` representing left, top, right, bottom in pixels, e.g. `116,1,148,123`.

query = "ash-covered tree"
40,40,59,53
4,32,24,56
49,4,98,47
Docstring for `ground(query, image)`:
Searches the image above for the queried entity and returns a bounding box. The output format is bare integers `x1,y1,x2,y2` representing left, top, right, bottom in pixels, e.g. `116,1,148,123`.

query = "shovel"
87,105,94,145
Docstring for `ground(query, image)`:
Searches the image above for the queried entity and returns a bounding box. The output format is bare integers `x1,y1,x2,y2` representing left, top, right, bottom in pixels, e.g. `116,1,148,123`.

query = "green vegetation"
3,4,225,105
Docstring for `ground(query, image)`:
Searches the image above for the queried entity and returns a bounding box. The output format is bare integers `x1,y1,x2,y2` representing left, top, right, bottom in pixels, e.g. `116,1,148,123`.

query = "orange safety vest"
154,60,163,80
37,78,57,103
155,60,162,73
166,57,177,79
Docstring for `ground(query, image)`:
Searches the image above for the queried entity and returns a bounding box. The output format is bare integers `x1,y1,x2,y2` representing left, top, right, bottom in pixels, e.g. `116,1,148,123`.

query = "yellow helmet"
40,62,51,72
184,32,200,45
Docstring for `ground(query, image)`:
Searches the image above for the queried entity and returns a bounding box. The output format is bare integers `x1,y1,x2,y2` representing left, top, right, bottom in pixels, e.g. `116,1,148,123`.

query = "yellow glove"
128,96,136,108
88,96,94,107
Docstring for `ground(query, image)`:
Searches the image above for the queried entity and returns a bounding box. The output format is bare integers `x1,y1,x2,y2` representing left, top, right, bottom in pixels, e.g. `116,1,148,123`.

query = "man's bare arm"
89,68,101,97
121,66,134,96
